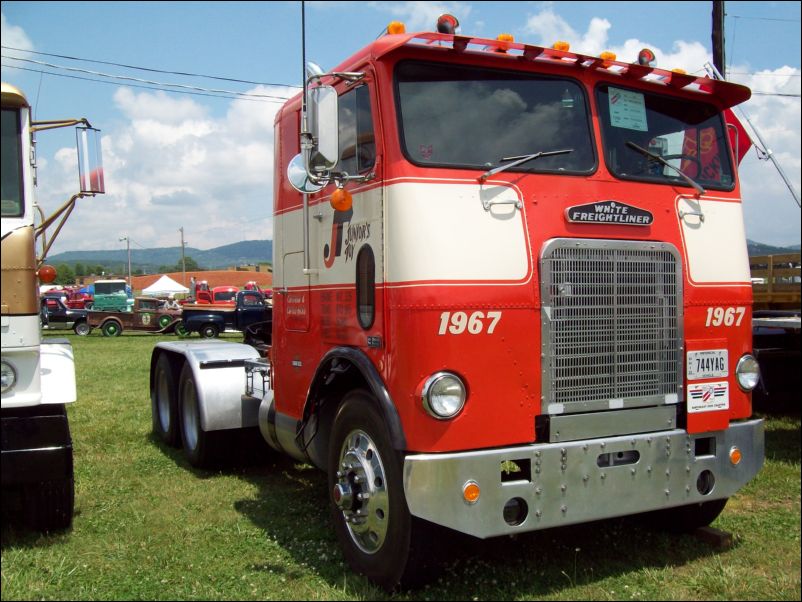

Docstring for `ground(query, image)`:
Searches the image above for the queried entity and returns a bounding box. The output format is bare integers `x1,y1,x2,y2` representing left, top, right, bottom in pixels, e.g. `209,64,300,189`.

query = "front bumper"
403,419,764,538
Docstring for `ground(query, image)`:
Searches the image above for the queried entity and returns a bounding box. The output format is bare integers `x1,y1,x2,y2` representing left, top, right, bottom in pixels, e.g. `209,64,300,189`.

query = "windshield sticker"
609,88,648,131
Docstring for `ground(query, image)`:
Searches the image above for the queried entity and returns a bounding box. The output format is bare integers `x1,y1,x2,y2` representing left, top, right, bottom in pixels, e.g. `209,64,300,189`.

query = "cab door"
313,74,384,353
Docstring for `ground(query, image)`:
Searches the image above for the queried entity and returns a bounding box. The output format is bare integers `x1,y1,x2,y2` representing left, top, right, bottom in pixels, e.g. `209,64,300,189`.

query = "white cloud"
1,11,34,51
35,86,289,253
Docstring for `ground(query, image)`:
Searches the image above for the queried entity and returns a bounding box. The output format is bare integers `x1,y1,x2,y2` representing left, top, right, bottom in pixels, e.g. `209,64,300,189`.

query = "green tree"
75,263,86,277
55,264,75,285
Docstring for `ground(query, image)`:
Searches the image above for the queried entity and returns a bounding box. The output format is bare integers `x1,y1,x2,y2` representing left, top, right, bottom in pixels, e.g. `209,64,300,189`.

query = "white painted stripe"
677,196,751,285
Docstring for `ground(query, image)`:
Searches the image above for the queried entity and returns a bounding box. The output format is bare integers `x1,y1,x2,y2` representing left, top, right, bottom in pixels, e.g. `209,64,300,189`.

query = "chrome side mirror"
308,85,339,173
287,153,324,194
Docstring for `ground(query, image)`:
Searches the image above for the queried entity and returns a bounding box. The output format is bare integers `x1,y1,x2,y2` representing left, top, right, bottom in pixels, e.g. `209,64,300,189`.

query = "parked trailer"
150,18,764,589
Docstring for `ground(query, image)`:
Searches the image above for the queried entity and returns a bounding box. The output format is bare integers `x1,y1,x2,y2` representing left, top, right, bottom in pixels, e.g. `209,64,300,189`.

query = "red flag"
724,109,752,164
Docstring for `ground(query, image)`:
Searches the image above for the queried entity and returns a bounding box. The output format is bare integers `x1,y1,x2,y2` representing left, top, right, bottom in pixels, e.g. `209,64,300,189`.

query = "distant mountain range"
49,240,273,271
746,240,801,256
48,238,798,273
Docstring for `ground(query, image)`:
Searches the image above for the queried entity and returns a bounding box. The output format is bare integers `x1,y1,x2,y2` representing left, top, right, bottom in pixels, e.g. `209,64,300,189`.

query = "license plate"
687,349,728,380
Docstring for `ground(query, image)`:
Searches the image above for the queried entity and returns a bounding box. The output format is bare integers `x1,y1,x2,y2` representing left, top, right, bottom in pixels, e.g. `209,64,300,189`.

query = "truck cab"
150,20,764,590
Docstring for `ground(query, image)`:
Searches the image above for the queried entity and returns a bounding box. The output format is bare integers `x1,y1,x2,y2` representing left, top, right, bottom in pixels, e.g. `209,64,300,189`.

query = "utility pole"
119,235,131,287
712,1,726,78
179,227,187,286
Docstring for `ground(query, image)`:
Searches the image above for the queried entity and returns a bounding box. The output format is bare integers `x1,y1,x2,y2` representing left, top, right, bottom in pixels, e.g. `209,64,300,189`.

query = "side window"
356,244,375,330
338,86,376,175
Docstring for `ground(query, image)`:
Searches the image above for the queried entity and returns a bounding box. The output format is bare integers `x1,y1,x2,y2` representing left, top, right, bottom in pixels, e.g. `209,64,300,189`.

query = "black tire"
174,322,190,337
646,498,729,533
328,390,433,591
151,354,181,447
178,363,221,468
101,320,122,337
200,323,219,339
73,320,91,336
158,315,173,329
22,477,75,532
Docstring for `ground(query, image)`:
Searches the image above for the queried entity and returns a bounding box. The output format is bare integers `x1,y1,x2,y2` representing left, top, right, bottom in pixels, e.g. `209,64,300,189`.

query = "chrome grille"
541,239,683,413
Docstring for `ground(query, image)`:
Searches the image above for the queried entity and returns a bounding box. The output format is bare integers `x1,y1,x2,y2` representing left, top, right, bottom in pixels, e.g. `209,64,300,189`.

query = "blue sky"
2,1,800,253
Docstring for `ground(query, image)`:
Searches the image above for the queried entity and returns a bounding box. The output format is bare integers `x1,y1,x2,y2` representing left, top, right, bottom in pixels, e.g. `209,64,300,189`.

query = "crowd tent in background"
141,275,189,297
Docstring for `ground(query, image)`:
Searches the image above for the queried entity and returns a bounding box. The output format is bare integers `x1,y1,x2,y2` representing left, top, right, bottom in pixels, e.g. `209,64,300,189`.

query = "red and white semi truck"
150,18,764,589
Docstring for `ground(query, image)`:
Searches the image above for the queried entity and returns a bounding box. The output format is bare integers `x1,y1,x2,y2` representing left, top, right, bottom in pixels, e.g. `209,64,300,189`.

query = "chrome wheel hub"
334,429,389,554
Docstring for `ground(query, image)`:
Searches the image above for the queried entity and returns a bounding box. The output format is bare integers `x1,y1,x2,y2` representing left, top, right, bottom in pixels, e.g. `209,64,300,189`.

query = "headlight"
736,354,760,391
1,360,17,394
422,372,466,419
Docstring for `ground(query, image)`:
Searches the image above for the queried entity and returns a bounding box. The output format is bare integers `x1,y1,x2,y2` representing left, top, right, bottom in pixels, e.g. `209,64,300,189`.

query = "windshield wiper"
478,149,573,182
625,141,706,195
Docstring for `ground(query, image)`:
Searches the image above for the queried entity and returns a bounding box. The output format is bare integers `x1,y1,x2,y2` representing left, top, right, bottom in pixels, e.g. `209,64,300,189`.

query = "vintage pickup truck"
87,297,184,337
180,290,270,338
40,295,90,335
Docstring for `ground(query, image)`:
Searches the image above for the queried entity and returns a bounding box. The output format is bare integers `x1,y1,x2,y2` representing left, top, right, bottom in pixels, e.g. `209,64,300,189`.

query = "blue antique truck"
180,290,270,338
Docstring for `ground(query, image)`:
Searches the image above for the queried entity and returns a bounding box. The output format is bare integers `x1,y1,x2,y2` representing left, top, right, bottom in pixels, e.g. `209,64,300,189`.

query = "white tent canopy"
142,275,189,296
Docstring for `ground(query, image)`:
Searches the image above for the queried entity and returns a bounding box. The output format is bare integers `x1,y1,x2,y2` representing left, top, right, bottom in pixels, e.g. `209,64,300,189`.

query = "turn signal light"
330,187,353,212
38,264,57,283
463,481,481,504
729,446,743,466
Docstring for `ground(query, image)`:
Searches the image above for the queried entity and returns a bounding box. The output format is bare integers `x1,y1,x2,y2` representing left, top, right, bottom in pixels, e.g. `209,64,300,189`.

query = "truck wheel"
328,391,431,590
74,321,91,336
200,323,219,339
178,363,220,468
158,315,172,329
101,320,122,337
23,477,75,532
174,322,190,337
151,354,180,447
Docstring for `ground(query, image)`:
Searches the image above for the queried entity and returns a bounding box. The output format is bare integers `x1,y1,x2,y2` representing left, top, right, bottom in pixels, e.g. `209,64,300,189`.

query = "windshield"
395,61,595,174
95,281,127,295
596,84,735,190
1,108,24,217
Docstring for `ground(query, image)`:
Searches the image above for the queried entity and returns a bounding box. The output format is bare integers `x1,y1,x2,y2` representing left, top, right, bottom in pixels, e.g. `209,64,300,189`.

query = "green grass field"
2,332,800,600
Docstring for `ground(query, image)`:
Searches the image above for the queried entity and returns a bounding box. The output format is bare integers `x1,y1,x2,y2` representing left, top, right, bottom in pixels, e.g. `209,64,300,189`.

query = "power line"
728,15,801,23
1,63,287,103
2,54,294,101
751,91,801,98
1,44,301,89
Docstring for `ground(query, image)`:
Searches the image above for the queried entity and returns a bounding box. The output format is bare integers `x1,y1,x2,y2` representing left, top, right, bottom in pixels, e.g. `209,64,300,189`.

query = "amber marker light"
729,446,743,466
672,68,688,74
552,40,570,52
387,21,406,35
330,187,353,212
38,264,57,283
463,481,481,504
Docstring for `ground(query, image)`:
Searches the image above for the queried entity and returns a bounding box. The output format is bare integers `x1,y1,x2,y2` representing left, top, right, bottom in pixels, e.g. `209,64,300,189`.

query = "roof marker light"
387,21,406,35
552,40,570,52
496,33,514,53
638,48,656,67
437,14,459,34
